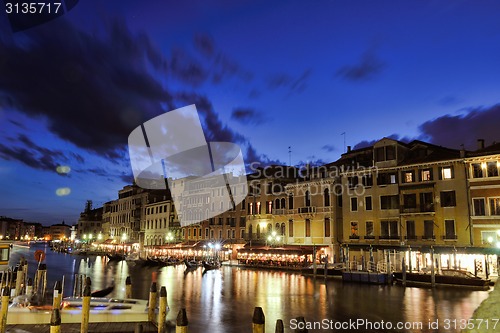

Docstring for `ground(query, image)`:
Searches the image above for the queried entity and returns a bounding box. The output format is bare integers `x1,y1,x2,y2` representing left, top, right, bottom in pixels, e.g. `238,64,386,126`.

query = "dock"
6,321,158,333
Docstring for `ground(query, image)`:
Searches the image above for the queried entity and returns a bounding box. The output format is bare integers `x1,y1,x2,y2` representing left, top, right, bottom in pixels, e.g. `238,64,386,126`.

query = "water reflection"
8,245,491,332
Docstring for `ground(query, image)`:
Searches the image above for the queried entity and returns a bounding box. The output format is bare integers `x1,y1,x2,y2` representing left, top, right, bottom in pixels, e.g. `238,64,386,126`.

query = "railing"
400,204,435,213
442,235,458,240
298,206,316,214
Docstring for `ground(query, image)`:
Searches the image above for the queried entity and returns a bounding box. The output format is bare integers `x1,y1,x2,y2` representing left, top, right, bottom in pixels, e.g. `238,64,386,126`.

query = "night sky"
1,0,500,225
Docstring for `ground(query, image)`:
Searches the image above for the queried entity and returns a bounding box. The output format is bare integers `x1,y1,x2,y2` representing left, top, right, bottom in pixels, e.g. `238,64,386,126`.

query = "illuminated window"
403,171,414,183
365,221,374,237
421,169,432,181
487,162,499,177
472,163,483,178
490,198,500,215
350,222,358,237
441,167,453,179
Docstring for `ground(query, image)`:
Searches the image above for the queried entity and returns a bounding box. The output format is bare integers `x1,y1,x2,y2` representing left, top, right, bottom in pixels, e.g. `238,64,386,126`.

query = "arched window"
281,198,286,209
275,223,280,231
275,199,280,209
289,219,294,237
267,223,272,234
281,223,286,236
248,225,253,239
305,219,311,237
324,188,330,206
289,195,294,209
256,225,261,239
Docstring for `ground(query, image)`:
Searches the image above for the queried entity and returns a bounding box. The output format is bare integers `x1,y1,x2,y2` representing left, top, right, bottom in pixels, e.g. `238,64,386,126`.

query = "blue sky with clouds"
1,0,500,224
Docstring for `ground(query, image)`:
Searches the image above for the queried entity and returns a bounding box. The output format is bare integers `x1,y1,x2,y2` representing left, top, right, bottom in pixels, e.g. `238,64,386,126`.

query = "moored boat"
202,260,220,271
7,297,151,325
184,259,200,270
393,270,490,288
107,253,126,261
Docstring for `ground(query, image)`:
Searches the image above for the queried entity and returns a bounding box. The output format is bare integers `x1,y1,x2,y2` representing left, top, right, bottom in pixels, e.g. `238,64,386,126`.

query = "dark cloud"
267,69,311,94
336,49,385,81
231,107,268,125
0,135,68,173
321,144,336,152
353,134,405,150
0,19,172,160
418,104,500,150
193,33,215,58
70,152,85,164
192,33,253,84
170,47,209,86
8,119,26,129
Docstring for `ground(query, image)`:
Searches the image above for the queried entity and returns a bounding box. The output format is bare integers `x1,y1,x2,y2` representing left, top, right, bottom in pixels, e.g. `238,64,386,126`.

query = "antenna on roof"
288,146,292,166
341,132,346,153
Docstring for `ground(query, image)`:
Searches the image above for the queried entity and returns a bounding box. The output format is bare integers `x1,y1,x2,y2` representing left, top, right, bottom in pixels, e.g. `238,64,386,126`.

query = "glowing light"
56,165,71,174
487,236,493,243
56,187,71,196
267,236,272,241
276,236,281,242
121,233,127,241
214,243,221,250
271,231,277,237
497,242,500,249
98,233,102,240
497,230,500,237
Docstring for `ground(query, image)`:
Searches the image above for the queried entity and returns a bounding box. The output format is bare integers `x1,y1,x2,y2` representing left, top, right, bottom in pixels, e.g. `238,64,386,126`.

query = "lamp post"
165,232,174,256
121,233,127,255
267,231,281,247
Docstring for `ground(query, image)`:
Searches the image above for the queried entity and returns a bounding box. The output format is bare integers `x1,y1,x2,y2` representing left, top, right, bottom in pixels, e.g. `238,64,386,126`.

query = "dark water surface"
9,244,490,332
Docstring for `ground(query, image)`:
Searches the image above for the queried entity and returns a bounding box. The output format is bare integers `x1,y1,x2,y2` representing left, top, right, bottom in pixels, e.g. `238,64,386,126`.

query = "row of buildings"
0,216,71,241
77,137,500,269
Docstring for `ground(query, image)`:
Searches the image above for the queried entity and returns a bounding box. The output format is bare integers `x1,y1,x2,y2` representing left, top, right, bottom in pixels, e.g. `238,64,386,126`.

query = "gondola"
184,259,200,270
90,284,115,297
202,260,220,271
107,253,126,261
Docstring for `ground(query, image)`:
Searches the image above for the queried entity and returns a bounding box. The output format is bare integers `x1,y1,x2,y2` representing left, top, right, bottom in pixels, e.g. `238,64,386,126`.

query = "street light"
267,231,281,247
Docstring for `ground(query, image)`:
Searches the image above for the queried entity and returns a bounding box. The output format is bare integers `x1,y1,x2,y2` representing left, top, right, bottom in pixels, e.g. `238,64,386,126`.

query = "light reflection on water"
9,245,491,332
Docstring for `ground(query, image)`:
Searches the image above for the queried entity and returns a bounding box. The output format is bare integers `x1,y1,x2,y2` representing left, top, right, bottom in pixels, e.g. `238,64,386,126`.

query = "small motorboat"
7,297,150,325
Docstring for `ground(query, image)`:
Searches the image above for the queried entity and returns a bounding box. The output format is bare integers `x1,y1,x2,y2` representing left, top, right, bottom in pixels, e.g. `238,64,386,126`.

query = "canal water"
9,243,491,332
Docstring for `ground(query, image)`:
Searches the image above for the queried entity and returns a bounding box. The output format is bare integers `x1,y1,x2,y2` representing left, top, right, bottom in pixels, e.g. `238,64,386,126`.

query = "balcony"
298,206,316,218
400,203,435,214
379,235,400,240
442,235,458,240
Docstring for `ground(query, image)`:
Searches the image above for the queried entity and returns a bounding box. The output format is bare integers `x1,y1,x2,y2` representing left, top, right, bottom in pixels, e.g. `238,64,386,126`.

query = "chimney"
347,145,351,152
477,139,485,150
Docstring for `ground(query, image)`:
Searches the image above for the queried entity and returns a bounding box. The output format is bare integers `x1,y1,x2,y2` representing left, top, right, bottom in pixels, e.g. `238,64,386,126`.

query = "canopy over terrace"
146,240,230,259
237,246,315,269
